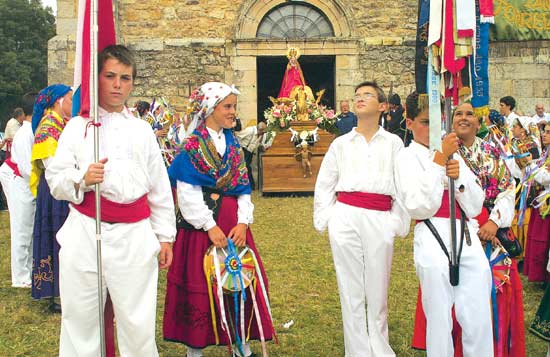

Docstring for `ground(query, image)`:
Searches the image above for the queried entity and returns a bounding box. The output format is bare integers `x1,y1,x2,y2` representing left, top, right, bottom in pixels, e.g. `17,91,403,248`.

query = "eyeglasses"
353,93,377,101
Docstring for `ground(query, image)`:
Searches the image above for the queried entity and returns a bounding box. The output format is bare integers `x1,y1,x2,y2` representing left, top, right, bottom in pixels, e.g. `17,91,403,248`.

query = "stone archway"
228,0,359,124
235,0,354,39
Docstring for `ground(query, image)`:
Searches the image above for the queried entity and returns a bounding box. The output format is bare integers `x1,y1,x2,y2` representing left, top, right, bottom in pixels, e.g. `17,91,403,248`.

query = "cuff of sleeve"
489,210,502,228
203,218,217,231
70,168,89,203
158,235,175,243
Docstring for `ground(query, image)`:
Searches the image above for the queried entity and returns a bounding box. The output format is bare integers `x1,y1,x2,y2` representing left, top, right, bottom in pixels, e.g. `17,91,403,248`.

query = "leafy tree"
0,0,55,124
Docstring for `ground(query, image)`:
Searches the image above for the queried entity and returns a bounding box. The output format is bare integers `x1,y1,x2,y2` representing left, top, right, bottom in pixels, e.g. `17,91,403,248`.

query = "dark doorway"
256,55,335,122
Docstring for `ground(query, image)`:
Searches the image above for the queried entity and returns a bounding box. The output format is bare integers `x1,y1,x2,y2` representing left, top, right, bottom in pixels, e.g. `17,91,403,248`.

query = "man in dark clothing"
385,94,410,145
335,100,358,136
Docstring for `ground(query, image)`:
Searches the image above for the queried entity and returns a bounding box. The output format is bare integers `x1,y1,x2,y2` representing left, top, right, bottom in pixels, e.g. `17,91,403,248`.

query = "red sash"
433,190,462,219
5,158,22,178
337,191,392,211
72,191,151,223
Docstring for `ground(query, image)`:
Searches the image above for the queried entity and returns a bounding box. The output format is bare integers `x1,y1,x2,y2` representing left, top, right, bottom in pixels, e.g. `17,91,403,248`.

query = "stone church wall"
48,0,549,121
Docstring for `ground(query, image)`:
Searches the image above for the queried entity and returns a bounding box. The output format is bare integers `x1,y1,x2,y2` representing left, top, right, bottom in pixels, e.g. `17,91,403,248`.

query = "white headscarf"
186,82,241,136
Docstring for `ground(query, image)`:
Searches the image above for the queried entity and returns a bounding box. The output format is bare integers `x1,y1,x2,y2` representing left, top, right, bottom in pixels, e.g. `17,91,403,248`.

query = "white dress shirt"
314,127,409,235
46,107,176,242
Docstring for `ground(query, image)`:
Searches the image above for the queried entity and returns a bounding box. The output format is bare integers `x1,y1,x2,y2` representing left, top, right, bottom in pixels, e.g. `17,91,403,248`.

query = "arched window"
256,3,335,39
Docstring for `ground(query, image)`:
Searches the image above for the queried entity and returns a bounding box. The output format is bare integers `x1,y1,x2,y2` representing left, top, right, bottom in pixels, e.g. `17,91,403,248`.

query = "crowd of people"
1,42,550,356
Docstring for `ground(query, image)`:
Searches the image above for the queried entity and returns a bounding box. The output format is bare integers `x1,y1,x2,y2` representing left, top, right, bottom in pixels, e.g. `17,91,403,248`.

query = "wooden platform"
261,121,335,194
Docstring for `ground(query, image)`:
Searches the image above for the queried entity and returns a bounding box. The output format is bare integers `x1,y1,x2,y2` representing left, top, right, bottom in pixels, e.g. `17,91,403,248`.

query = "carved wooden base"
261,122,335,193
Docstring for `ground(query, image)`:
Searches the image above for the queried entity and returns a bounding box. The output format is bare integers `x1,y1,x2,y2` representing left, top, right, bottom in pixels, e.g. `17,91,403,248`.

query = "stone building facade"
49,0,549,123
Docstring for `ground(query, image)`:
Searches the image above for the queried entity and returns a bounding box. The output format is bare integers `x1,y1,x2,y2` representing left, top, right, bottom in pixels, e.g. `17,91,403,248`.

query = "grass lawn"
0,192,547,356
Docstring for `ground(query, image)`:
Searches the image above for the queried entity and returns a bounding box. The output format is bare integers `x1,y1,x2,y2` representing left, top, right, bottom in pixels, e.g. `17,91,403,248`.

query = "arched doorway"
230,0,357,125
255,3,336,121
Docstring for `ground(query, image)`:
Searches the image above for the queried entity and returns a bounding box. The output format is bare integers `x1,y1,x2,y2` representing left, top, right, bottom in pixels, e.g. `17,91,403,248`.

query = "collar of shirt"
99,106,133,119
345,126,387,143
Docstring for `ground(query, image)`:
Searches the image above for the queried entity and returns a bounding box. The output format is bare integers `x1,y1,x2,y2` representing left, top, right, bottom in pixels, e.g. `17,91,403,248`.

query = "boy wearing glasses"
314,81,410,356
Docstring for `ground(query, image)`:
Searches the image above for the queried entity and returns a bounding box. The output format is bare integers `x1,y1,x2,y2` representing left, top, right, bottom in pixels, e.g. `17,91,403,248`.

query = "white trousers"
328,201,397,357
414,218,494,357
0,164,35,286
57,208,161,357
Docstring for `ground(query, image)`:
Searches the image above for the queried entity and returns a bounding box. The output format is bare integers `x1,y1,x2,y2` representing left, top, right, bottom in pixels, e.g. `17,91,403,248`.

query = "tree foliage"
0,0,55,121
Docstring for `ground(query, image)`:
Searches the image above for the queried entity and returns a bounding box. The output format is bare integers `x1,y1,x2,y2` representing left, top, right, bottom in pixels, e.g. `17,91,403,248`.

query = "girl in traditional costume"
29,84,73,312
163,82,274,357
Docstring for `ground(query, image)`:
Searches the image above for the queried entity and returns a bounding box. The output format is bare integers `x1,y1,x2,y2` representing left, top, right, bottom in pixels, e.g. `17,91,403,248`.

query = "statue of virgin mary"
277,47,307,99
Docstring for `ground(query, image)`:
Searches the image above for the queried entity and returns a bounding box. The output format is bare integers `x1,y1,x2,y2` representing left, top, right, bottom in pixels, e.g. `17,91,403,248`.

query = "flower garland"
264,98,338,135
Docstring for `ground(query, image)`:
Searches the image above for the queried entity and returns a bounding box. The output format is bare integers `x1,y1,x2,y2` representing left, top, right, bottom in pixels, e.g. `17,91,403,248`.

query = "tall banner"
490,0,550,40
72,0,116,118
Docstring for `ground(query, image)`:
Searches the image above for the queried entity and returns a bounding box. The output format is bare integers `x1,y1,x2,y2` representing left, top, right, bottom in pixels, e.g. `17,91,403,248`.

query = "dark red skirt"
163,196,273,348
523,208,550,282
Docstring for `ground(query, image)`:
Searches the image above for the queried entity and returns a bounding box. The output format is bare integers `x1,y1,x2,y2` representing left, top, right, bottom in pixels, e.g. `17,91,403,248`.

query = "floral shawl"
168,122,250,196
458,136,514,209
30,110,67,196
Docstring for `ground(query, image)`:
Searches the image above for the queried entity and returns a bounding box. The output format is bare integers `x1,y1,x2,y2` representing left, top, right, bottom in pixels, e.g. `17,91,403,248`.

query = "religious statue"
278,47,307,99
295,140,313,178
295,86,309,121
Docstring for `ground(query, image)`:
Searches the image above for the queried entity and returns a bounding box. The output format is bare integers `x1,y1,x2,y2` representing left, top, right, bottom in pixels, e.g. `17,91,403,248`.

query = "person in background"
235,121,267,190
1,108,25,161
335,100,357,136
500,96,520,129
29,84,73,313
532,103,550,126
0,93,37,288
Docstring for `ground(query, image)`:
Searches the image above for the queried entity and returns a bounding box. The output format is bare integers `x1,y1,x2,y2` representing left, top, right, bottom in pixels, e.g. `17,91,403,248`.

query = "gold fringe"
418,94,429,113
459,86,471,98
474,106,490,118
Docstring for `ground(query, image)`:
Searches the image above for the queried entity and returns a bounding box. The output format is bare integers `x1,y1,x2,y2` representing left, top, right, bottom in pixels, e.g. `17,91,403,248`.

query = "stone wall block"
512,79,534,98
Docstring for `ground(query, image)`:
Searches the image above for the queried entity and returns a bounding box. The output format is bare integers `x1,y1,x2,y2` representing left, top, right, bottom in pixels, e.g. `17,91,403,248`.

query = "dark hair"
405,91,421,120
499,96,516,110
21,93,38,116
389,93,401,106
354,81,387,103
13,108,24,118
136,100,150,116
99,44,137,79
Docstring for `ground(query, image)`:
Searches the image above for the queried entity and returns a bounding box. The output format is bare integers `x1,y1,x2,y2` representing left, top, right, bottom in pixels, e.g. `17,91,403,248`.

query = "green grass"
0,193,547,356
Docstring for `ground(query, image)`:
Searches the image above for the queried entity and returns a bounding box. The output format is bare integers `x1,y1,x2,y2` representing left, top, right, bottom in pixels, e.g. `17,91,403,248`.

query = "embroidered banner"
490,0,550,40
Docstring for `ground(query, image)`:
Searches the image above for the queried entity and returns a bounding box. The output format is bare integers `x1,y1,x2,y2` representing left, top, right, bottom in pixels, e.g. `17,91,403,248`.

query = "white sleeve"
177,181,217,231
454,155,484,218
394,149,446,220
390,138,410,237
313,143,338,232
489,184,516,228
45,122,90,203
146,132,176,243
41,157,53,169
14,134,33,180
237,194,254,225
534,166,550,187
